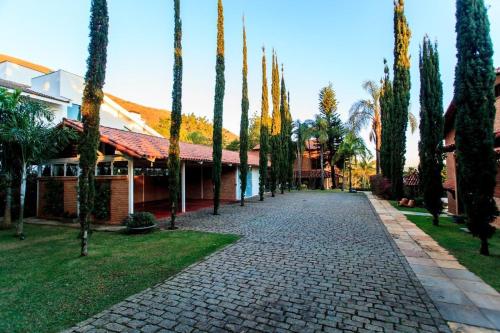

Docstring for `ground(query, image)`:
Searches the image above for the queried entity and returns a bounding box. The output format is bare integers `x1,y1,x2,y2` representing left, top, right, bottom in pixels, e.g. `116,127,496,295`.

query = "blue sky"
1,0,499,167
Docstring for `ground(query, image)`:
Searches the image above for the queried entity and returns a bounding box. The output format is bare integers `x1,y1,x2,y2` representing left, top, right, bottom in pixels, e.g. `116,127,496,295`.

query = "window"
66,164,78,177
53,164,65,177
96,162,112,176
42,165,52,177
495,84,500,98
67,104,81,121
113,161,128,175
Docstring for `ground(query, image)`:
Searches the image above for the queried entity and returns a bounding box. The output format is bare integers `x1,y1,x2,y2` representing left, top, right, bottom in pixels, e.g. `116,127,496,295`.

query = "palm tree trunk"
330,157,336,189
17,161,27,238
320,145,325,190
342,160,346,191
376,149,381,175
2,172,12,229
349,158,353,191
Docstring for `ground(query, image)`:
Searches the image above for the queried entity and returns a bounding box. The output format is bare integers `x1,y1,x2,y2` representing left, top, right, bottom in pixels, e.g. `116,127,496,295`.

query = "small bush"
370,175,392,199
123,212,157,228
93,181,111,221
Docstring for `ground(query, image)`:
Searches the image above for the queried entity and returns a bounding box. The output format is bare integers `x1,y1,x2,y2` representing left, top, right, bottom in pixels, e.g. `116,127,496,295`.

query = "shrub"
370,175,392,199
43,179,64,217
123,212,157,228
93,181,111,221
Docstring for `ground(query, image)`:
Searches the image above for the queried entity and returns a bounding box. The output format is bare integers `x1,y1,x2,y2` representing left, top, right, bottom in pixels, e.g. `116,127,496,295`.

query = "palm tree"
349,80,417,174
335,131,370,192
352,156,376,189
0,88,22,230
312,115,328,190
0,97,75,239
292,119,312,189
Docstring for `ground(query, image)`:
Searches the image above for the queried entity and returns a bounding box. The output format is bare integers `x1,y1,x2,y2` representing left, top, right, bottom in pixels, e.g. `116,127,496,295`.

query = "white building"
0,54,161,137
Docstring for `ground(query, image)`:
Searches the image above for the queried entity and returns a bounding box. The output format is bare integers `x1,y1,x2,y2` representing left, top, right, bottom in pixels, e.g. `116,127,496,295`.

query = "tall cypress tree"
212,0,225,215
78,0,109,257
239,19,249,206
168,0,183,229
270,51,281,197
287,91,295,191
418,37,443,226
380,59,393,179
391,0,411,199
279,65,288,194
454,0,497,255
259,47,270,201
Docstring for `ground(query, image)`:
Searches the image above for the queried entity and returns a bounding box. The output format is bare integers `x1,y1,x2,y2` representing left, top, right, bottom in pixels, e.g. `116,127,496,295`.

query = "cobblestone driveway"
69,192,451,333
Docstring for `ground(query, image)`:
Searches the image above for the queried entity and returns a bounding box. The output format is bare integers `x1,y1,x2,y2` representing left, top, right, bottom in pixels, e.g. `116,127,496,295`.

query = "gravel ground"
67,191,451,333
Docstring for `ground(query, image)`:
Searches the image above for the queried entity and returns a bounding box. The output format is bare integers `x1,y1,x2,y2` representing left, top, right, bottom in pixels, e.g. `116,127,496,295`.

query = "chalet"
292,139,342,189
37,119,260,224
443,68,500,217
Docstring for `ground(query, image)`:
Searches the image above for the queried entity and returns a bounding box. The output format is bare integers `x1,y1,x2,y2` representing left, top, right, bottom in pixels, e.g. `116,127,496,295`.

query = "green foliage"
249,111,261,150
279,67,289,193
0,225,238,332
380,60,393,179
78,0,109,255
319,84,343,188
391,0,412,199
292,119,313,189
93,181,110,221
212,0,225,214
270,52,281,196
239,22,249,205
226,139,240,151
123,212,157,228
43,179,64,217
454,0,497,254
418,36,444,225
186,131,209,145
259,48,270,200
286,92,295,190
168,0,183,228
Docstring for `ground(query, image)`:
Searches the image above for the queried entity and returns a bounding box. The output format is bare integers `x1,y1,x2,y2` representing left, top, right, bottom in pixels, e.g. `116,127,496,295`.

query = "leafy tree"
0,99,75,238
249,111,261,150
312,115,329,190
212,0,225,215
418,36,444,226
78,0,109,256
226,139,240,151
186,131,209,145
454,0,497,255
239,20,249,206
270,51,281,197
168,0,183,229
319,83,343,189
0,88,21,230
391,0,411,199
336,132,371,192
292,120,312,190
259,47,270,201
279,66,289,194
380,60,394,179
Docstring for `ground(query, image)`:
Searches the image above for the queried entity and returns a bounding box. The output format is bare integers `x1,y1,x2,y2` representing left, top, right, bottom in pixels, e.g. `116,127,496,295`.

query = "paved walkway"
367,193,500,332
68,192,451,333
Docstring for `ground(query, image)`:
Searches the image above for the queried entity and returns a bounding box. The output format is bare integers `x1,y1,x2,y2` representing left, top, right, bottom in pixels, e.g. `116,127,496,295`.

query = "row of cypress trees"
380,0,497,255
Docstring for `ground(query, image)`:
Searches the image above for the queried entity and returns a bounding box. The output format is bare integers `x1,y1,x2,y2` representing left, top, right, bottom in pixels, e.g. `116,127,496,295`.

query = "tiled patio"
366,193,500,332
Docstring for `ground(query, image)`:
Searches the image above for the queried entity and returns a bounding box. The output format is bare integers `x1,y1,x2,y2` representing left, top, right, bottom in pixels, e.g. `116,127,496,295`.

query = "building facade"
444,68,500,217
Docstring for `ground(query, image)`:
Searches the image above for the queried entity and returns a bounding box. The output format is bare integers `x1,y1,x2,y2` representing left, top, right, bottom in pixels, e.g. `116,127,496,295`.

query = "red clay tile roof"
403,172,419,187
63,119,259,166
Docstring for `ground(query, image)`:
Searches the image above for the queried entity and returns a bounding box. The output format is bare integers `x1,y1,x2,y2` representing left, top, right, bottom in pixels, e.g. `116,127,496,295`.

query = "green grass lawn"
0,225,238,333
405,214,500,292
389,200,430,214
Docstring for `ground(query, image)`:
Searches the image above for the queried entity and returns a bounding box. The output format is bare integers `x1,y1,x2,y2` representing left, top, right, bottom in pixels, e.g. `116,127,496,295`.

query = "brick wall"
38,176,129,225
201,165,236,201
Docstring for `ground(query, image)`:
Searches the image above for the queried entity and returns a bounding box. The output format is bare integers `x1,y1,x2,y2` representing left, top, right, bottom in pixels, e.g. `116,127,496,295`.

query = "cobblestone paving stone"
67,192,451,333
